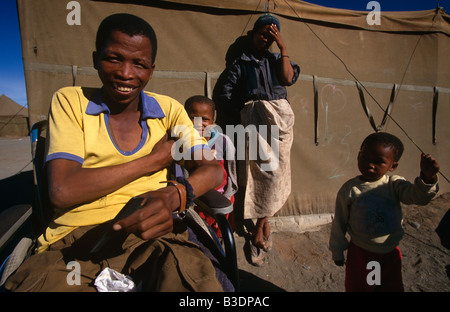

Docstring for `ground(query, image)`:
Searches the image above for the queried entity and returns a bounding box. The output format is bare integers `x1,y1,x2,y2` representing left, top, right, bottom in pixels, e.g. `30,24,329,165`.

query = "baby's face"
188,102,214,138
357,143,398,182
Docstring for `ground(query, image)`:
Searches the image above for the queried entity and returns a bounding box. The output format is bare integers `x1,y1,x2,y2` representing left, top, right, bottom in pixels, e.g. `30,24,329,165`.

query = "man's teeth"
115,86,134,92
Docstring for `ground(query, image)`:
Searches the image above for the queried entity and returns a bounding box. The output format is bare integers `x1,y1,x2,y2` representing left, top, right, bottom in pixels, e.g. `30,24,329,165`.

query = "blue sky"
305,0,447,11
1,0,448,108
0,0,27,107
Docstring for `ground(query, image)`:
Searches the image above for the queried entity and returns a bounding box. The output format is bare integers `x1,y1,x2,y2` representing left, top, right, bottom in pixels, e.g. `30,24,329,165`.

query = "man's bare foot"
263,221,272,252
252,218,267,250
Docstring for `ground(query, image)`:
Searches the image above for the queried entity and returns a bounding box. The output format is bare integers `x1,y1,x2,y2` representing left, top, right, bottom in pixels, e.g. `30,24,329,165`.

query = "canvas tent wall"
17,0,450,217
0,94,29,137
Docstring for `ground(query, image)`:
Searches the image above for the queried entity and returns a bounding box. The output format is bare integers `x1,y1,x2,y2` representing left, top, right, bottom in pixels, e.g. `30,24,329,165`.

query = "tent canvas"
0,94,29,137
16,0,450,216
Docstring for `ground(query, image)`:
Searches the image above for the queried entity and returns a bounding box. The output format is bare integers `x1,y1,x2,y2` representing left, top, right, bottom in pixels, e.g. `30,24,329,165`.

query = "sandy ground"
1,137,449,293
235,192,450,292
0,137,33,180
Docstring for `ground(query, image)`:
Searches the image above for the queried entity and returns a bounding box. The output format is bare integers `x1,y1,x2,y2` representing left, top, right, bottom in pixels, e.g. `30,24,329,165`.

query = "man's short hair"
361,132,404,162
96,13,157,63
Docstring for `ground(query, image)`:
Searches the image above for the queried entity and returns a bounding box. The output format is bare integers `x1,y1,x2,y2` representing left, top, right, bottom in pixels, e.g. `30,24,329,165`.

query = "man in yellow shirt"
5,13,225,292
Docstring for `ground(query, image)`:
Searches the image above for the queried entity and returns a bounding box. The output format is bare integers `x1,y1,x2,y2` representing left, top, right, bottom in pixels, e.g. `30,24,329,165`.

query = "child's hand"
334,260,345,266
420,153,440,184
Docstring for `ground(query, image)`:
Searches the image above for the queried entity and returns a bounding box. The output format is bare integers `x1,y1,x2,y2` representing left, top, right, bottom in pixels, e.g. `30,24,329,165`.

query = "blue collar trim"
86,90,166,119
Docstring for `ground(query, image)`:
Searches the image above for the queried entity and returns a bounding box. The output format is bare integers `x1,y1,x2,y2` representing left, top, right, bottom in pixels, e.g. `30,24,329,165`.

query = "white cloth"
240,99,295,219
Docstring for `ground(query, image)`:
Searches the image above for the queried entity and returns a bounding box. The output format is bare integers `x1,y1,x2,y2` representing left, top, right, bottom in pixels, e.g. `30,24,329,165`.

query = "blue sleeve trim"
45,152,84,165
190,144,210,153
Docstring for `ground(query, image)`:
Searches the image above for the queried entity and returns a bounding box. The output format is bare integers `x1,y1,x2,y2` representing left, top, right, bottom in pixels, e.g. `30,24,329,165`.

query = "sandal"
249,240,265,267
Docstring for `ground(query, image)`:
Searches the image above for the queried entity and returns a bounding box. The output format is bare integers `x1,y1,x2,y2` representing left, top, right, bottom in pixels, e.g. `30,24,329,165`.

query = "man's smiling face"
94,30,155,109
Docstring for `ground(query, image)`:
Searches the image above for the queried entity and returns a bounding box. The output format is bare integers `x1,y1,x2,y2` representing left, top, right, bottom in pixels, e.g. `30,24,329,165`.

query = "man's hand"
113,186,179,240
113,148,223,241
268,24,286,52
149,133,175,171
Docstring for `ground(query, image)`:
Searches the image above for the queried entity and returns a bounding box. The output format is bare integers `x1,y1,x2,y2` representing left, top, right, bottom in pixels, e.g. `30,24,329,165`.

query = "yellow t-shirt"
38,86,207,251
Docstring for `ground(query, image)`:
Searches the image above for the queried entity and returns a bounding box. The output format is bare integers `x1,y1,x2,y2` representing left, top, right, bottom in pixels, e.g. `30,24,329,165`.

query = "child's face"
187,102,214,138
357,143,398,182
94,30,155,109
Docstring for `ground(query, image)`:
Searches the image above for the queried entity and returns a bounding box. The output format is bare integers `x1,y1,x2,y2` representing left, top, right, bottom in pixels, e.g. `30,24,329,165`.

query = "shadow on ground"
238,270,286,292
0,170,35,213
